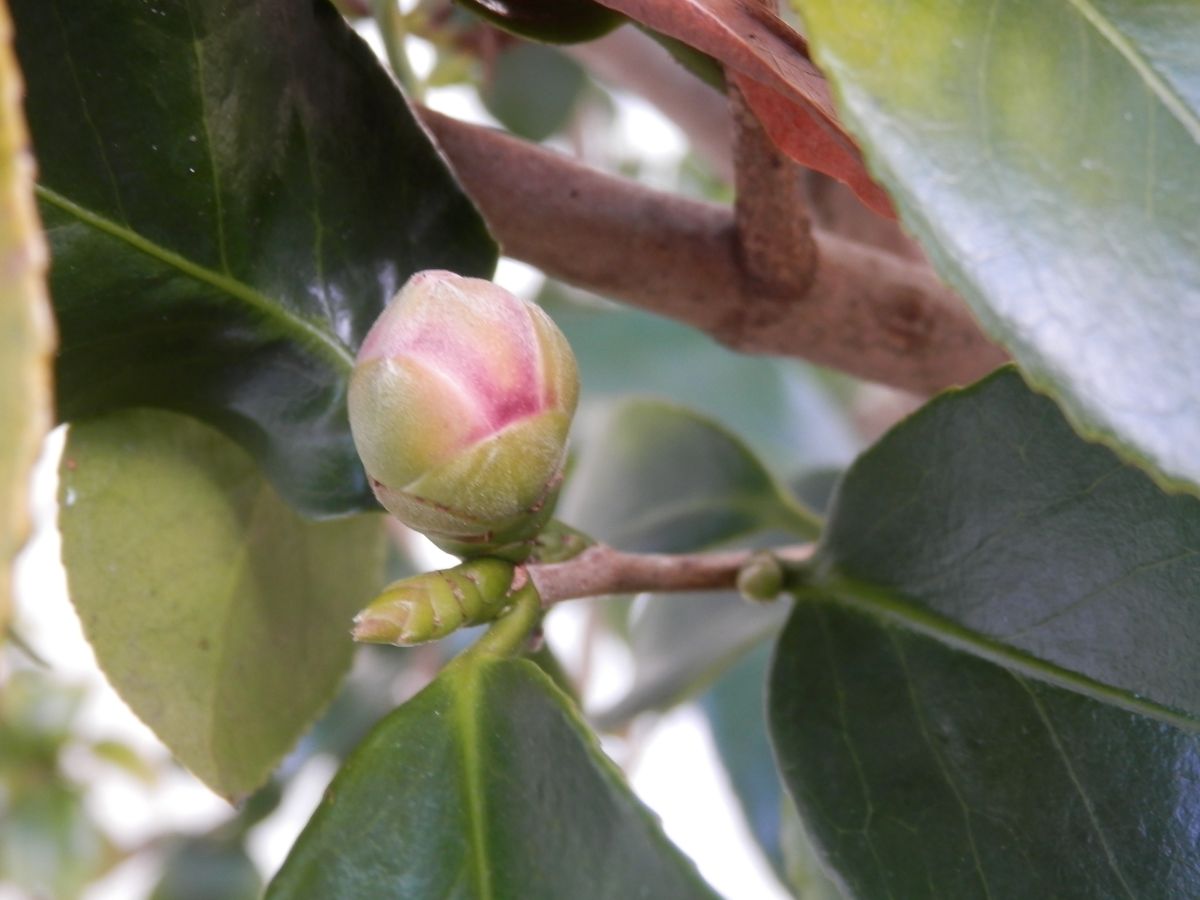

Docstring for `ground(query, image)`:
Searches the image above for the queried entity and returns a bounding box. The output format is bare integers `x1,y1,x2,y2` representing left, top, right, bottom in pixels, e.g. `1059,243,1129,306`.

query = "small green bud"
352,557,517,646
349,271,580,561
737,551,785,604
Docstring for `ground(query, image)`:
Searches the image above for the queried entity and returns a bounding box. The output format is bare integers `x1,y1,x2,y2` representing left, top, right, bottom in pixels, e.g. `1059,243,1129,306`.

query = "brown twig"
526,543,814,605
730,78,816,294
418,106,1008,394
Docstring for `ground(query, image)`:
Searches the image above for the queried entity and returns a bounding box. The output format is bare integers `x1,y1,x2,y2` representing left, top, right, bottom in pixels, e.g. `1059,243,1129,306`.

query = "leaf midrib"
37,184,354,372
802,574,1200,732
453,664,494,900
1063,0,1200,145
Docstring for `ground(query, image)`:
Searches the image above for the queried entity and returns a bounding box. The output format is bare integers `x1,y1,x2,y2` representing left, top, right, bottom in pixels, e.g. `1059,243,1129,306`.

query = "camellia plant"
4,0,1200,898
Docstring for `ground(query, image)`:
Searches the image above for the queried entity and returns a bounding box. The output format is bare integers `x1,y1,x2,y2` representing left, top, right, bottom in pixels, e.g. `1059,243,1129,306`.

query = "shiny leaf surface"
13,0,496,516
0,0,53,631
794,0,1200,494
816,367,1200,727
268,657,719,899
770,599,1200,899
59,410,386,798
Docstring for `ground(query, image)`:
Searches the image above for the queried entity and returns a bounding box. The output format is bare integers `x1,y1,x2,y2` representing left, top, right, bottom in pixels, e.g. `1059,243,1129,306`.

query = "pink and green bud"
348,270,579,561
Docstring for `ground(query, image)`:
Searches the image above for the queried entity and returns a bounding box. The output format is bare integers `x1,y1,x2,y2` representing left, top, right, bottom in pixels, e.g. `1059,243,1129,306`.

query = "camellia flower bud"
349,270,579,561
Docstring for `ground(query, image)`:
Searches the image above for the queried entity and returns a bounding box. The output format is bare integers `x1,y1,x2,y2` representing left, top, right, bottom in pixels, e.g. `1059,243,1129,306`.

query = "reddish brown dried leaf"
734,74,894,217
596,0,894,216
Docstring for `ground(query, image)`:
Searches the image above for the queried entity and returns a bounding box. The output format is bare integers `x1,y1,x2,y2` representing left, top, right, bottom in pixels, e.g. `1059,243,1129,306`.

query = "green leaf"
700,641,847,900
59,410,386,799
562,399,820,551
593,586,789,729
792,0,1200,494
13,0,496,517
267,657,719,899
482,43,587,142
698,643,788,876
455,0,622,43
564,398,817,726
0,0,54,633
814,367,1200,727
151,839,262,900
0,778,114,900
770,599,1200,899
543,283,861,477
778,800,847,900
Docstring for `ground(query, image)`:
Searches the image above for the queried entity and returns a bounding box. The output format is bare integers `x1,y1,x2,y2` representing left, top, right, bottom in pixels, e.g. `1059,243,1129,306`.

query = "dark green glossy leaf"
268,657,719,899
770,599,1200,899
793,0,1200,494
455,0,622,43
59,410,386,798
482,43,587,142
815,367,1200,727
0,0,54,632
562,399,820,552
13,0,496,516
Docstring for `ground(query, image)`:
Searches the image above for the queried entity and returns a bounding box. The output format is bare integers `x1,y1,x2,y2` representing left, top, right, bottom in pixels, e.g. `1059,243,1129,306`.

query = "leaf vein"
183,0,232,275
36,185,353,372
890,634,993,899
1015,674,1138,899
1062,0,1200,146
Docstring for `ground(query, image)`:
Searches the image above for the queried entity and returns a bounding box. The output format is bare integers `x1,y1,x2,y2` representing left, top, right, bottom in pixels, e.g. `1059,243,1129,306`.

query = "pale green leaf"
793,0,1200,494
59,410,386,798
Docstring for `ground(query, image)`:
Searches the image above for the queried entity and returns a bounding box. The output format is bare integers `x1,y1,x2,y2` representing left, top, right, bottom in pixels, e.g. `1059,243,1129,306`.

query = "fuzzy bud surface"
349,270,579,560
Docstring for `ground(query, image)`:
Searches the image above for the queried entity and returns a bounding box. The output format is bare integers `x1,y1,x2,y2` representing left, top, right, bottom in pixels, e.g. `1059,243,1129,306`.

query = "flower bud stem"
526,543,815,606
462,583,544,661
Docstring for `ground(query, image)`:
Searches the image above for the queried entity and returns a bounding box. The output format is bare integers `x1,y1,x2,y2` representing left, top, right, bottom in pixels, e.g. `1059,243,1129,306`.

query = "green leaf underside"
702,645,848,899
13,0,496,516
564,399,815,725
543,284,861,475
563,399,820,552
267,658,719,900
594,586,789,728
794,0,1200,495
815,367,1200,728
59,410,386,799
699,644,788,878
482,44,588,142
770,600,1200,899
0,0,53,631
